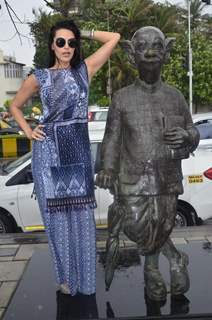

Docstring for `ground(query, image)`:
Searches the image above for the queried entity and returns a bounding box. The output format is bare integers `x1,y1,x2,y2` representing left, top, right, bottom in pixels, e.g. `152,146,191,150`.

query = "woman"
10,20,120,295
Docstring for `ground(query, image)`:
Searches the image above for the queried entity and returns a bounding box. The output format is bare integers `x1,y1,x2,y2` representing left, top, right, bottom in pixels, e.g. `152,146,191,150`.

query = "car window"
6,163,33,186
195,123,212,139
5,152,32,174
93,111,108,121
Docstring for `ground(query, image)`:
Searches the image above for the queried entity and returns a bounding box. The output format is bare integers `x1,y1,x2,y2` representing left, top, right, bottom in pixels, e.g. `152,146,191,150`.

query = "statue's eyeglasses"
55,38,78,48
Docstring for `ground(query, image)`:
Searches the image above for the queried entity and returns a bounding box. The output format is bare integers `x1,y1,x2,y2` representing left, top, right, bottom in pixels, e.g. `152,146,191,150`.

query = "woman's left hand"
27,124,46,141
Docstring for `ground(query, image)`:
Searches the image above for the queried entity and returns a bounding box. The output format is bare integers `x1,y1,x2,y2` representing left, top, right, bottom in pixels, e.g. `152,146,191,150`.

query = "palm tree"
149,2,181,35
110,47,138,91
111,0,154,37
179,0,206,30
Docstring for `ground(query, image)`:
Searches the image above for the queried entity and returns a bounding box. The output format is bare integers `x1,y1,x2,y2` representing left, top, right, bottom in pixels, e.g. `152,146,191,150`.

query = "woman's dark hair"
48,20,81,68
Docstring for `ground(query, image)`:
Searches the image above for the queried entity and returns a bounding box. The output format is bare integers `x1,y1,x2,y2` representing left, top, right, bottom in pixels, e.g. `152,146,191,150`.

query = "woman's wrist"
81,29,95,40
25,127,33,140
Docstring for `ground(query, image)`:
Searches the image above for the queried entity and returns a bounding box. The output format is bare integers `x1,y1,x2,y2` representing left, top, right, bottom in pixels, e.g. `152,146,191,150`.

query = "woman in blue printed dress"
10,20,120,295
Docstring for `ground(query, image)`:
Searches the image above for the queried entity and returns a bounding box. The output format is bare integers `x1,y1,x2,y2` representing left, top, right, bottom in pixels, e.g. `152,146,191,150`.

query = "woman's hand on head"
27,125,46,141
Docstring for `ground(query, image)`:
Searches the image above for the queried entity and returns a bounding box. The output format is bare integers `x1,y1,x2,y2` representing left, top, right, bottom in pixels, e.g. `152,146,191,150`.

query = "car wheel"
175,204,194,228
0,213,14,233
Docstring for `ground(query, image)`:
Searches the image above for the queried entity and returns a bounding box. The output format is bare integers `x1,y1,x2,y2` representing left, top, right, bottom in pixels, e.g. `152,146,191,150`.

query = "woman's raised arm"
84,30,120,82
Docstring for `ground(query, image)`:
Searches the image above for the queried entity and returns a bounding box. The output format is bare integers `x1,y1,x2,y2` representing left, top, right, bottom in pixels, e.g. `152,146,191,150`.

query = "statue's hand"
163,127,190,149
95,169,117,189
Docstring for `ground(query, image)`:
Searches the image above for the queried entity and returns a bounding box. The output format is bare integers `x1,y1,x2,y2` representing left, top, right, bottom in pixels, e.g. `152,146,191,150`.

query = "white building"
0,49,25,108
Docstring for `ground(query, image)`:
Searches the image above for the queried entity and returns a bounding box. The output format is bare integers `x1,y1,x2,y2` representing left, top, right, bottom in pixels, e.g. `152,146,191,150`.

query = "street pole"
107,9,112,103
188,0,193,114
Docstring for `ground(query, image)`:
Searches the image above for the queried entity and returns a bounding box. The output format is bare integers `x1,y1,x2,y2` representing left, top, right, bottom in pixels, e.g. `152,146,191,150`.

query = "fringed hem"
46,195,96,207
46,201,97,214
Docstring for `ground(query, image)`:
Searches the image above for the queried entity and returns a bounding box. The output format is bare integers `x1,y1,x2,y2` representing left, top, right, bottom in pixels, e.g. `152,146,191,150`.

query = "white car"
193,112,212,148
88,105,108,122
0,130,212,233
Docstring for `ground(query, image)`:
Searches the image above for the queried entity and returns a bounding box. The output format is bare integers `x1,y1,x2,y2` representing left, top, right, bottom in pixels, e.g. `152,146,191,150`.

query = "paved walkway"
0,225,212,319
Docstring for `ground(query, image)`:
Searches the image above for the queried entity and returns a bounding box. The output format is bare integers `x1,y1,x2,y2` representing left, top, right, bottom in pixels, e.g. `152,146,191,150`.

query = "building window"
4,63,23,78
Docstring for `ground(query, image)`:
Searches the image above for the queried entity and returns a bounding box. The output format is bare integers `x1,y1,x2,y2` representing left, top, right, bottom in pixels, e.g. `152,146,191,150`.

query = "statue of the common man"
95,26,200,301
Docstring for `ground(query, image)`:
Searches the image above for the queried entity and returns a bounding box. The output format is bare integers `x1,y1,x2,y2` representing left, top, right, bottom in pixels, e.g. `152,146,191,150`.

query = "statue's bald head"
133,26,165,40
132,26,165,46
119,26,175,78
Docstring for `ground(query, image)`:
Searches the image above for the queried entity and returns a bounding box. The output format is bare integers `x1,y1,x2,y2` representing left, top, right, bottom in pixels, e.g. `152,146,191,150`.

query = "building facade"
0,49,25,108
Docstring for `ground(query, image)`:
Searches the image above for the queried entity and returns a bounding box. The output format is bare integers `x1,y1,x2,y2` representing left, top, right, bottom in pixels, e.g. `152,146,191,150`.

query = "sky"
0,0,211,67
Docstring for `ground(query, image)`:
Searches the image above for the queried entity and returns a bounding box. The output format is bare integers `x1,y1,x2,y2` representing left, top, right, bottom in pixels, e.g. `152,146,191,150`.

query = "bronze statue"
95,26,200,301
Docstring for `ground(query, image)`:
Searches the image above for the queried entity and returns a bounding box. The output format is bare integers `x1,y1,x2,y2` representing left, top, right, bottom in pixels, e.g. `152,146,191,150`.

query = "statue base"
3,242,212,319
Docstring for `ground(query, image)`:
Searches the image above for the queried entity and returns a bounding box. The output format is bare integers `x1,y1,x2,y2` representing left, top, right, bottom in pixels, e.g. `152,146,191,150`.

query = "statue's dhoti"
120,194,178,255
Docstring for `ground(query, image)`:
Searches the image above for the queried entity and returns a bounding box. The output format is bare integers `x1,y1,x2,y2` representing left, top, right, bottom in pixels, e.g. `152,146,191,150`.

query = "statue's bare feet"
144,267,167,301
170,251,190,296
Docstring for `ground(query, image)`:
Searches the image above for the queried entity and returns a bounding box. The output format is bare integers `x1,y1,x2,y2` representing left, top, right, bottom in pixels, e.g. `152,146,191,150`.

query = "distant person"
9,20,120,295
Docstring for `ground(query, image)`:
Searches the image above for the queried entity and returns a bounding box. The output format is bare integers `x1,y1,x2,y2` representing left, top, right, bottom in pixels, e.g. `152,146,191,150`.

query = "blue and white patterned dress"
32,61,97,295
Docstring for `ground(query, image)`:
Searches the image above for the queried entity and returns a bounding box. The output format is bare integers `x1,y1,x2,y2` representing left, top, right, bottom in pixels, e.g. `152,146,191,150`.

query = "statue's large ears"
164,37,175,63
119,40,136,67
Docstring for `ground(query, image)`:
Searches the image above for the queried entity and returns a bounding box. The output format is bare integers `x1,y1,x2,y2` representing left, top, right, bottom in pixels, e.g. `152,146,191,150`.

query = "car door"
90,141,113,226
90,141,102,226
16,163,43,231
181,150,212,221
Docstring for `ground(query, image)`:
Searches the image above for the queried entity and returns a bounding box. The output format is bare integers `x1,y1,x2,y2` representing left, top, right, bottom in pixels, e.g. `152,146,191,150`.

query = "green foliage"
23,106,33,116
148,2,181,35
163,32,212,110
97,95,110,107
3,99,12,110
29,10,72,68
192,33,212,106
162,35,188,97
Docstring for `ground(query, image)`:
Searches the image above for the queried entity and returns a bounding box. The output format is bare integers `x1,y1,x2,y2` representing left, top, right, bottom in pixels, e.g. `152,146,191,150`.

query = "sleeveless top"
33,61,97,213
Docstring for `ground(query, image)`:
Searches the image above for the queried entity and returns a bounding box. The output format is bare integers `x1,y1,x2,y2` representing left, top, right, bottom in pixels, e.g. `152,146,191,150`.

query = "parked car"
88,105,108,122
0,128,24,136
193,112,212,148
88,110,212,147
0,119,24,136
0,117,38,137
5,117,39,131
0,129,212,233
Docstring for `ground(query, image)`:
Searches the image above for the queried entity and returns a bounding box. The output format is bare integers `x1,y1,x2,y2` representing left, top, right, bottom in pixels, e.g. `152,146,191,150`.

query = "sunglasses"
55,37,78,48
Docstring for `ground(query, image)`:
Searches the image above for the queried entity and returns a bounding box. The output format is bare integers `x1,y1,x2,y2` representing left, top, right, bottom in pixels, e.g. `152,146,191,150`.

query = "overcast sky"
0,0,211,67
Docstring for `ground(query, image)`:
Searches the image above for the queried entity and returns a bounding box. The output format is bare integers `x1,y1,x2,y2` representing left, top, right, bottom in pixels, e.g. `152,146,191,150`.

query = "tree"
149,2,181,35
43,0,81,17
29,0,212,108
188,0,205,28
177,0,206,31
30,9,67,68
110,0,153,37
162,33,212,113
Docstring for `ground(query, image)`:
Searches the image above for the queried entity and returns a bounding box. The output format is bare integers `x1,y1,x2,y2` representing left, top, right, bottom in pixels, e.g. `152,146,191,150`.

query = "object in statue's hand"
163,127,190,149
95,169,117,189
